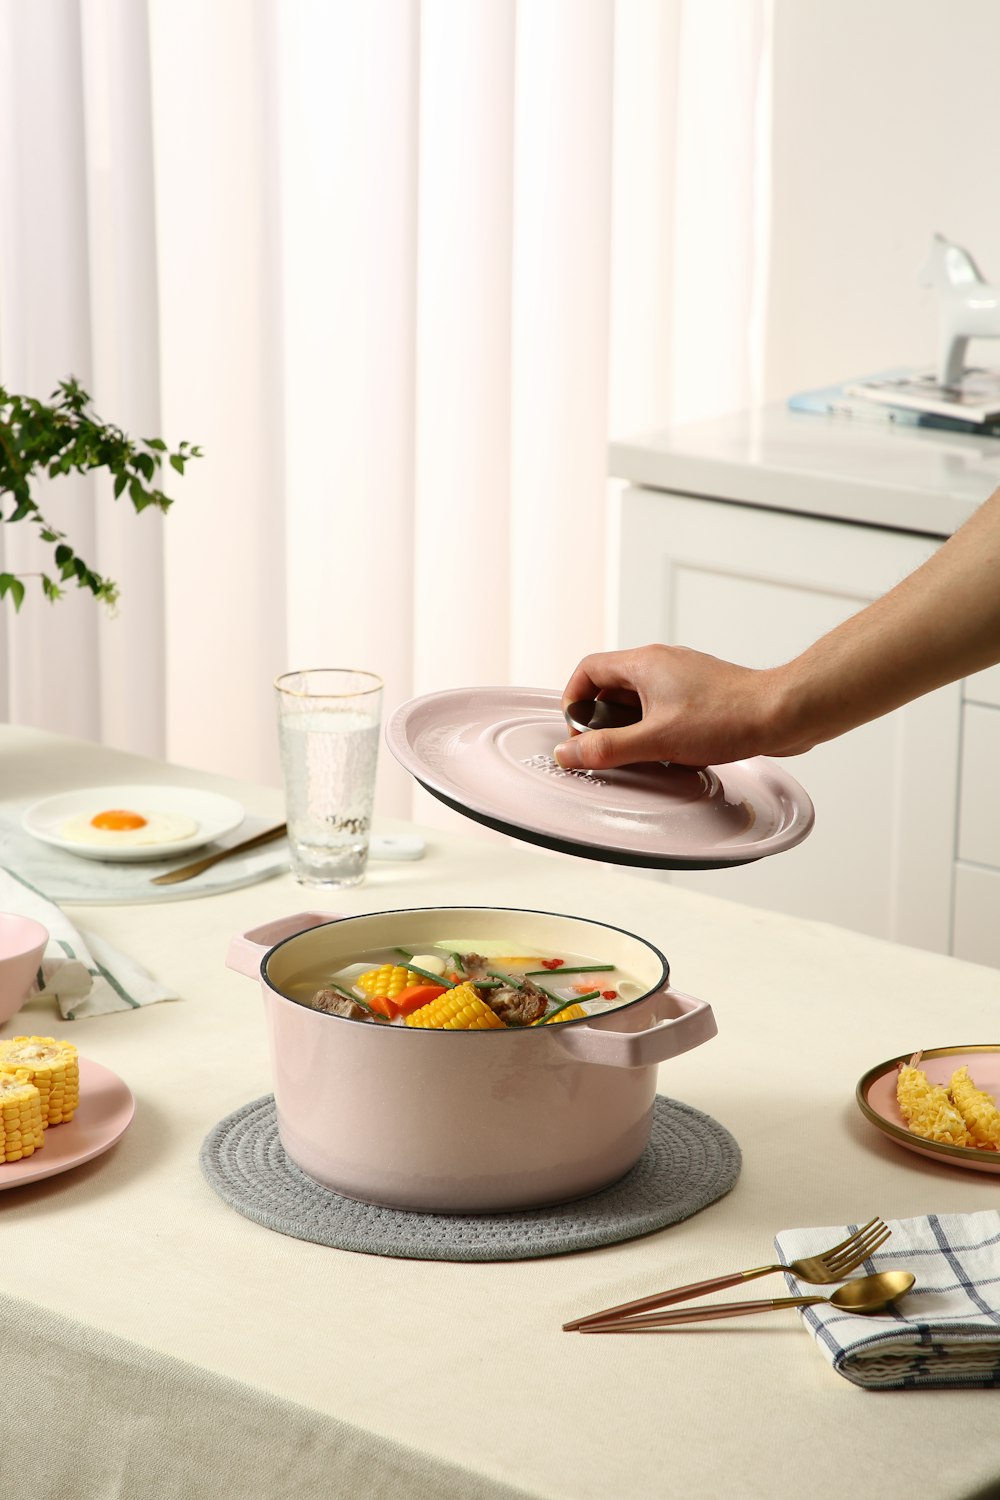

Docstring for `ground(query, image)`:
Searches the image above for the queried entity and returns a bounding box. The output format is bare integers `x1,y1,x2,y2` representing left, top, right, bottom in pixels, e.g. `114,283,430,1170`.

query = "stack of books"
788,367,1000,438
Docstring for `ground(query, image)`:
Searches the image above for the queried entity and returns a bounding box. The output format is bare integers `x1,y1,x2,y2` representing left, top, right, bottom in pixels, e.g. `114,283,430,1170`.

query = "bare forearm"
555,486,1000,772
768,485,1000,753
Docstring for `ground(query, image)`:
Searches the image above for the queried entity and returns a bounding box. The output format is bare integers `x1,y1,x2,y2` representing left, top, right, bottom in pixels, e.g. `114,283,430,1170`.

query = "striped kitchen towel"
0,868,174,1021
775,1211,1000,1389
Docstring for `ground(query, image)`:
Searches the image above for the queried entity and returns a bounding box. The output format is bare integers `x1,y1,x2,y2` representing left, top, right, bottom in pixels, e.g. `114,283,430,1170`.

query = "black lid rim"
415,778,757,872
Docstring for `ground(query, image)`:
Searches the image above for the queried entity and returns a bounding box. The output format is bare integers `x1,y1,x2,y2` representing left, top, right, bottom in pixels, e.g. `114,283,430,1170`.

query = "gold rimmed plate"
857,1045,1000,1175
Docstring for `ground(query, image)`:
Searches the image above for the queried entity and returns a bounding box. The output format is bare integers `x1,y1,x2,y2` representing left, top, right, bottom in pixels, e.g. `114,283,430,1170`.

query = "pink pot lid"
386,687,815,870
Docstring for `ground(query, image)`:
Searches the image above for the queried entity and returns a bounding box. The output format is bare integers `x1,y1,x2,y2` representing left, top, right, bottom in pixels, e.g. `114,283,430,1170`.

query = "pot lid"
385,686,814,870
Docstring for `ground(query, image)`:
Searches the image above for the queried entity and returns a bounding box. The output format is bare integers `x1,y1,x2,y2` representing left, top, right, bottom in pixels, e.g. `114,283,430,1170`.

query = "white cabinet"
953,670,1000,965
958,704,1000,868
610,407,1000,960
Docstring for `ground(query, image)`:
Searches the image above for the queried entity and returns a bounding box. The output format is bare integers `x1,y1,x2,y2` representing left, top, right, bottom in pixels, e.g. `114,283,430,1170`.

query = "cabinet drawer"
964,663,1000,709
953,864,1000,968
958,704,1000,868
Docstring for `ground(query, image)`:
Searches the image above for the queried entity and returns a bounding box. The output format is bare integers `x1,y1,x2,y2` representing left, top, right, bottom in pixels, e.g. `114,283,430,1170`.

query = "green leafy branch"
0,377,202,609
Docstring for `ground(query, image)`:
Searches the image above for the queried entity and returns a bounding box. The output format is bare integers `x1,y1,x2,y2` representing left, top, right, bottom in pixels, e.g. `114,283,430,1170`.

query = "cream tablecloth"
2,726,1000,1500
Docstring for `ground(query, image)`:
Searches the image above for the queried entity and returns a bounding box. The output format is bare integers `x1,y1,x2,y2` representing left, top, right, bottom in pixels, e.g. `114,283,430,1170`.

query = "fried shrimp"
948,1065,1000,1150
896,1055,972,1147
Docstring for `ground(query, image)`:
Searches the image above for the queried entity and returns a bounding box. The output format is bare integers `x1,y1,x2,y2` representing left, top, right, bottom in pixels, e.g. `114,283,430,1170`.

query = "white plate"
386,687,814,869
22,785,246,863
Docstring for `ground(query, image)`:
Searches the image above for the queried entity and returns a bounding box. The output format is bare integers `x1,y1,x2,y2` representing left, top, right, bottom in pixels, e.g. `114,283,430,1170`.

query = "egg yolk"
90,809,148,832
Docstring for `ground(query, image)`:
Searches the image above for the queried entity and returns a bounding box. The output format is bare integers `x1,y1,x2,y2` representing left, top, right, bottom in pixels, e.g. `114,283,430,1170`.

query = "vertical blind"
0,0,769,818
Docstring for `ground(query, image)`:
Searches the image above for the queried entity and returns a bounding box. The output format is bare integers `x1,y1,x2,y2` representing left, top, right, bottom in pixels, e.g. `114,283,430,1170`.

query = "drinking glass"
274,668,384,889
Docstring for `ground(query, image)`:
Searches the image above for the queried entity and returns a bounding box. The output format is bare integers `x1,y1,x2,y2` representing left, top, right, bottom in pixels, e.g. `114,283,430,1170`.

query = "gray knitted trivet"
200,1094,741,1261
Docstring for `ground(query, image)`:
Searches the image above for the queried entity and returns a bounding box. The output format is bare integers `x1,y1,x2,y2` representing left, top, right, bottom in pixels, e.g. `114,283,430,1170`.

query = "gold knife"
150,823,288,886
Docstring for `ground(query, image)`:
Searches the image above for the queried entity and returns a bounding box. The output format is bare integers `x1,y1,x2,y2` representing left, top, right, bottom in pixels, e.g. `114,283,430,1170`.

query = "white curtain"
0,0,770,819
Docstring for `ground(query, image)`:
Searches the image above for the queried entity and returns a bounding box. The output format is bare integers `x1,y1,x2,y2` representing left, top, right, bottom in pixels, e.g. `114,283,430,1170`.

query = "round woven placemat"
200,1095,740,1262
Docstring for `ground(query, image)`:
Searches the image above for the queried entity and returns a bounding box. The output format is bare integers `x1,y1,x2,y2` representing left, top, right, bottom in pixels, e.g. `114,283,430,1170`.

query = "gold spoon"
578,1270,915,1331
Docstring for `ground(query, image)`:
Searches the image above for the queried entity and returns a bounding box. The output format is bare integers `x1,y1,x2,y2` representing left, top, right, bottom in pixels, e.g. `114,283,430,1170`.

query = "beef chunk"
487,980,548,1027
311,989,376,1022
459,952,490,980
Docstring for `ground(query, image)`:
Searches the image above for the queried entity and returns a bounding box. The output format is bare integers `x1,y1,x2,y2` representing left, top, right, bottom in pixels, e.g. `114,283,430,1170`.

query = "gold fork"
562,1216,890,1332
149,824,287,886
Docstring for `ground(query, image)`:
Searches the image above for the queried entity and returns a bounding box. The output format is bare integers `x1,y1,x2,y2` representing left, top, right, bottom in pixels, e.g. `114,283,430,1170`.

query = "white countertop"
3,726,1000,1500
610,404,1000,535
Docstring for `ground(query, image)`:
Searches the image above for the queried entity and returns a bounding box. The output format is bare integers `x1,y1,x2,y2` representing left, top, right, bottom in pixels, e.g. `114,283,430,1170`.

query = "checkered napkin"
774,1212,1000,1390
0,868,174,1021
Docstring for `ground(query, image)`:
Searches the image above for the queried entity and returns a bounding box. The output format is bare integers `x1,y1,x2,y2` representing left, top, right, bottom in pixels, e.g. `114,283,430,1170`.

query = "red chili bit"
602,990,618,1000
541,958,565,970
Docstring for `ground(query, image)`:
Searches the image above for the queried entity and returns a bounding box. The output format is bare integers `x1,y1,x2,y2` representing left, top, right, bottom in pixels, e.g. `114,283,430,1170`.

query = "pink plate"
386,686,814,869
0,1056,135,1189
857,1046,1000,1175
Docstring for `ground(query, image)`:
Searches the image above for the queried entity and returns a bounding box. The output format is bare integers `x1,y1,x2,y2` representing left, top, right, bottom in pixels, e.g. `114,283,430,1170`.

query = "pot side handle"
225,911,345,980
552,988,717,1069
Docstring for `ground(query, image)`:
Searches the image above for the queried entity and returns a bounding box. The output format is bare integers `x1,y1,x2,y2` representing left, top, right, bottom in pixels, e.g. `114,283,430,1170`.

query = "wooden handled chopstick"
149,823,287,885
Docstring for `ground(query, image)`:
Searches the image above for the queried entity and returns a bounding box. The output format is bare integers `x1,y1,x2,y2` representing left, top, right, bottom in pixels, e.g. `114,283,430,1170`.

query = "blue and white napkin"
775,1211,1000,1390
0,868,175,1021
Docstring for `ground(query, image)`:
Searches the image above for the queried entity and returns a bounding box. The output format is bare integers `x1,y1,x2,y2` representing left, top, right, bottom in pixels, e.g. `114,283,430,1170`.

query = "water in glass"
278,710,380,887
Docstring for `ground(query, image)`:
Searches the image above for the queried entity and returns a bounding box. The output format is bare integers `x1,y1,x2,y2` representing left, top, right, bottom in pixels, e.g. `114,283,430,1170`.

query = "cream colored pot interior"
264,905,667,1009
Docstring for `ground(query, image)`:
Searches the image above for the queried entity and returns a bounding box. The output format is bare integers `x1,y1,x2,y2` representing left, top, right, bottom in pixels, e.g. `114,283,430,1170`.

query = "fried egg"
58,807,198,847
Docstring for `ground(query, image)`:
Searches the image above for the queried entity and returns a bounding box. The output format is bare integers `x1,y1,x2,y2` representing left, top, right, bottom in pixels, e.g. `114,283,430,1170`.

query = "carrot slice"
368,994,401,1020
393,984,447,1016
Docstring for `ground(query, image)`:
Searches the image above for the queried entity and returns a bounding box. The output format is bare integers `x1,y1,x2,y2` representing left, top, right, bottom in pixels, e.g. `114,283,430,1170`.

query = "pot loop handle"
226,911,346,980
552,987,717,1070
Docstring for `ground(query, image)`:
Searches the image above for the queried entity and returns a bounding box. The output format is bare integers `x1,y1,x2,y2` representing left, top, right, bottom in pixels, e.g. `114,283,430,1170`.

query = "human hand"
553,644,794,770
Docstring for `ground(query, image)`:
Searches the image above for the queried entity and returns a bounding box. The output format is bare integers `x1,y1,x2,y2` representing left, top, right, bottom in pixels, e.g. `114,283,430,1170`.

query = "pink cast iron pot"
226,906,717,1214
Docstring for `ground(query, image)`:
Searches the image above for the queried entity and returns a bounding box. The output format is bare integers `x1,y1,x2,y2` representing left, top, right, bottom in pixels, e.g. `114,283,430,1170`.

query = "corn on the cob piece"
544,1003,587,1024
356,964,422,1001
896,1059,971,1147
0,1036,79,1126
0,1070,45,1162
405,982,506,1030
948,1066,1000,1149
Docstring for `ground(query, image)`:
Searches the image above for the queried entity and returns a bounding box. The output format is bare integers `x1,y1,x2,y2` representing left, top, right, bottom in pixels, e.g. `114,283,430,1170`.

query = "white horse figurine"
919,233,1000,386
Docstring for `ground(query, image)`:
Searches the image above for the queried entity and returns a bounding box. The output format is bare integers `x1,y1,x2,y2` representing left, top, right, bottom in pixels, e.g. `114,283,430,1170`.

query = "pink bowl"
0,914,48,1026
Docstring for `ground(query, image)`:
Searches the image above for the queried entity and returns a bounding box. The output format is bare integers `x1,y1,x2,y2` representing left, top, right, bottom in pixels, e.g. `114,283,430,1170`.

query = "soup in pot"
280,936,646,1029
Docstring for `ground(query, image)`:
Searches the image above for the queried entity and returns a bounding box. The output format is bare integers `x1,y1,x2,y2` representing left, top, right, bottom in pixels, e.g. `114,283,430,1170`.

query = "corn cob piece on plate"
0,1070,46,1162
0,1037,79,1126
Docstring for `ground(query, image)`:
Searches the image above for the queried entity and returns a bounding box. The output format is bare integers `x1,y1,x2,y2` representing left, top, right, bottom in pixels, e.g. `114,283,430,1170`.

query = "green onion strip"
523,964,615,977
531,991,601,1026
406,962,457,989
